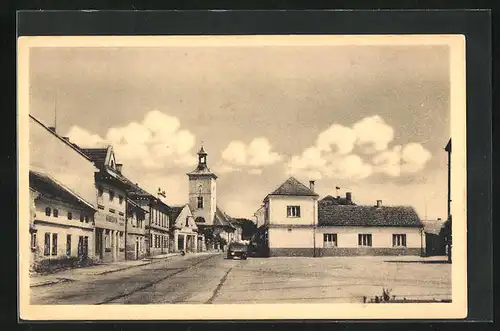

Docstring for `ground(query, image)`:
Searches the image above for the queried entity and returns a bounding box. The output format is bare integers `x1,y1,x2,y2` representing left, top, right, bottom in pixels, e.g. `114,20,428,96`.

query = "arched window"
45,207,51,216
53,209,59,217
195,217,205,223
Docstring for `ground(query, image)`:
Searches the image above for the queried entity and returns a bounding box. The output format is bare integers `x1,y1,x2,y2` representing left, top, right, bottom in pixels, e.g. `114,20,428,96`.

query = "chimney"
309,180,315,192
48,126,56,133
346,192,352,203
376,200,382,208
116,163,123,173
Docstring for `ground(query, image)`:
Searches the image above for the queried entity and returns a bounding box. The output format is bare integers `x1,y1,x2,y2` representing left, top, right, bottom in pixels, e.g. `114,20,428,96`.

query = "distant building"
254,177,426,257
123,181,171,258
187,146,238,250
125,198,148,260
168,204,199,253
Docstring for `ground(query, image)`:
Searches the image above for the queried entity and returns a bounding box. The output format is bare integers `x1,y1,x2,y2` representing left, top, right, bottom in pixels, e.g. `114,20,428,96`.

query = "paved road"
31,254,451,304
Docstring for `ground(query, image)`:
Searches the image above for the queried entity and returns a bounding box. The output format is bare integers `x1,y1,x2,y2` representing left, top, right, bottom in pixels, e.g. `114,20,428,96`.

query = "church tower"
187,145,218,226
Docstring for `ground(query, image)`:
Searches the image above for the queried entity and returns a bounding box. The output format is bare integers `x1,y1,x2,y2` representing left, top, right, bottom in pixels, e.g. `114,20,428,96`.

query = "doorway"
178,235,184,251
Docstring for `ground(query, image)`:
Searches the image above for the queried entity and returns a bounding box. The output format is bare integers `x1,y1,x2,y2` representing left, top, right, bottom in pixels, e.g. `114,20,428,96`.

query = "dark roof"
29,170,96,211
79,147,108,168
268,177,319,198
320,195,356,206
169,206,184,223
213,206,235,229
187,163,217,179
318,204,422,228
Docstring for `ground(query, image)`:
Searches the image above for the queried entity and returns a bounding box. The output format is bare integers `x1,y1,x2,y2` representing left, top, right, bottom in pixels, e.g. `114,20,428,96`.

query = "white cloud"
66,110,197,171
287,115,432,180
220,137,282,173
352,115,394,153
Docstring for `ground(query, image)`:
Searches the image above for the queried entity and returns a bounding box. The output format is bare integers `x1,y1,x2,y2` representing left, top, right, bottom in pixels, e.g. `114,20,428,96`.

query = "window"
185,217,189,227
45,207,51,216
66,234,71,256
53,209,59,217
323,233,338,248
358,234,372,247
109,208,115,214
85,216,89,223
80,214,84,222
98,204,104,210
52,233,58,255
119,196,124,204
31,233,37,250
163,236,168,248
392,234,407,247
150,234,153,247
109,190,115,201
98,187,104,197
119,211,124,216
287,206,301,217
44,233,50,256
197,196,204,209
67,212,72,220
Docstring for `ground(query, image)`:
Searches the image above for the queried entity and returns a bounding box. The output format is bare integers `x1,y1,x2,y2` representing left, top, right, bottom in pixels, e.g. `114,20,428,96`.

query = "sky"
29,41,450,220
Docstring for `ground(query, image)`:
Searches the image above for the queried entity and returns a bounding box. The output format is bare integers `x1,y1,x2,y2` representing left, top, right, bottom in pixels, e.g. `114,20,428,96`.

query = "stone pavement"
30,252,184,288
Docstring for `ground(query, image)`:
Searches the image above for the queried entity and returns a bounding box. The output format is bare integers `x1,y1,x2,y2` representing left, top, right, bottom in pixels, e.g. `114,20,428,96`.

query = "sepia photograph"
18,35,467,320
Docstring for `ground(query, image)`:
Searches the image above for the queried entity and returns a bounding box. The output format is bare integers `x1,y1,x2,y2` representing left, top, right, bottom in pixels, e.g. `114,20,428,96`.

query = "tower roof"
188,144,217,179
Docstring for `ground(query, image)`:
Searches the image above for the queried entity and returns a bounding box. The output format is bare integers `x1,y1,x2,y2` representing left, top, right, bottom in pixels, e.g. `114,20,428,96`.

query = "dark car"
227,242,248,260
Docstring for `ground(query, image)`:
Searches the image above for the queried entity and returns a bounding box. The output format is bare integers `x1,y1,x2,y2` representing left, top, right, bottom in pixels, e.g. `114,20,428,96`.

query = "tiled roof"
29,170,96,211
78,147,108,168
169,206,184,224
187,164,217,178
213,205,235,229
268,177,319,197
318,204,422,228
320,195,356,206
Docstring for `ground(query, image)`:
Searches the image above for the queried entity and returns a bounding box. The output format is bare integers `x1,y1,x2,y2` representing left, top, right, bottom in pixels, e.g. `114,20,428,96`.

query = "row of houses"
253,177,448,257
28,115,241,272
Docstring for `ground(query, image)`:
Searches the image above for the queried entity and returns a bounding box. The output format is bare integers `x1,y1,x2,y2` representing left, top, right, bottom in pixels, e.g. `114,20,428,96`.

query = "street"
31,253,451,305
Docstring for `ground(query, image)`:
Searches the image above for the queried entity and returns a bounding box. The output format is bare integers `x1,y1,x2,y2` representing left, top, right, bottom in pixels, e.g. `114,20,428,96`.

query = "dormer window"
110,160,115,169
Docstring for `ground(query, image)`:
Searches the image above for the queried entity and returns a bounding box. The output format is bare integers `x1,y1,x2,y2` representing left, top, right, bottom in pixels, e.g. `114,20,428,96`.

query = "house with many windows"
125,197,148,260
29,171,97,271
254,177,425,257
77,146,131,262
123,181,171,257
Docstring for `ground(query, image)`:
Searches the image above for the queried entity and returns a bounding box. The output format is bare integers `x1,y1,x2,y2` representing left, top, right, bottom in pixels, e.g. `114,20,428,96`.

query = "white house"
255,177,426,257
169,204,200,253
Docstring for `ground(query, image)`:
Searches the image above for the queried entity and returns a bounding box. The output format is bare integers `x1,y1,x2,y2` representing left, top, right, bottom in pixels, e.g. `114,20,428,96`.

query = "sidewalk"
30,252,182,288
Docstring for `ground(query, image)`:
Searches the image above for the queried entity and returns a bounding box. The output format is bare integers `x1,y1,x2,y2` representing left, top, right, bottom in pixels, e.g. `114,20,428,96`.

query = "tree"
231,218,257,240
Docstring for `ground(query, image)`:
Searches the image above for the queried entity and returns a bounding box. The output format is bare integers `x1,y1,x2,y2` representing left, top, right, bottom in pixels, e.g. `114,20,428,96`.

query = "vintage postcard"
18,35,466,320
